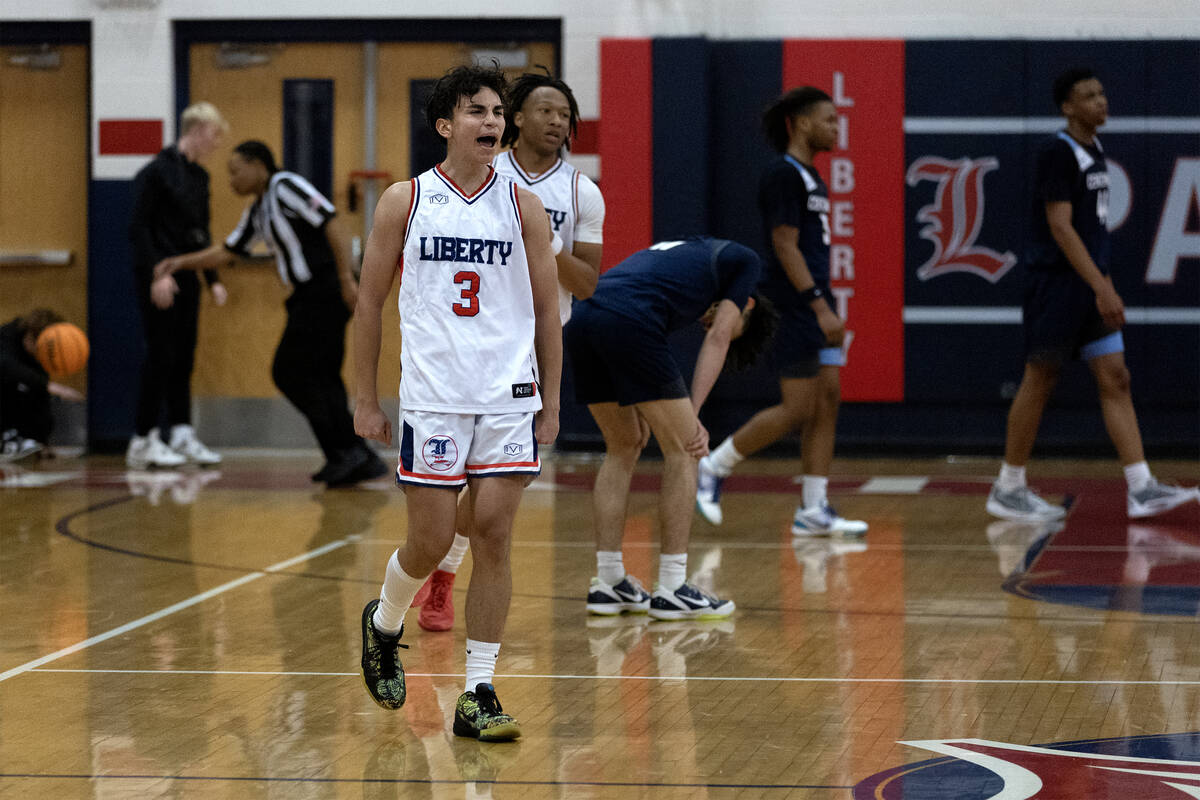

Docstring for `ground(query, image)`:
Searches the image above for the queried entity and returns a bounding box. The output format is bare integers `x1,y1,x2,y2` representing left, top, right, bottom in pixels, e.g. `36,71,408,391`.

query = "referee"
157,140,386,487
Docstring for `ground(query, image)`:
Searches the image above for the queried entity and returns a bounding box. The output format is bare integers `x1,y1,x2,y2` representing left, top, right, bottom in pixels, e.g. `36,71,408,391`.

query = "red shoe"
410,575,432,608
418,569,456,631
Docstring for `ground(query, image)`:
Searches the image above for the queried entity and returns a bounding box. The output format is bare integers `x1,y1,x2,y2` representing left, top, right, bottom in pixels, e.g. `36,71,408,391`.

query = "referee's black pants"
273,288,363,462
135,273,200,437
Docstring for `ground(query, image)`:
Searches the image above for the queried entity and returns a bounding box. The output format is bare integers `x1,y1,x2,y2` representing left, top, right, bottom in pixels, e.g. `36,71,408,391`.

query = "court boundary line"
26,668,1200,686
0,772,852,790
0,537,355,684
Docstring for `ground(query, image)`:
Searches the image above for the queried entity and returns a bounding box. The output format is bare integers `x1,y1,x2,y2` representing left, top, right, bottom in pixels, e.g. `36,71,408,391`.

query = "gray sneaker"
1127,480,1200,518
986,483,1066,521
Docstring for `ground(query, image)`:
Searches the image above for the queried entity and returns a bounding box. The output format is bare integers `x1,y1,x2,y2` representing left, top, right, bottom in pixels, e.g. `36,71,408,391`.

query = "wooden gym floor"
1,451,1198,799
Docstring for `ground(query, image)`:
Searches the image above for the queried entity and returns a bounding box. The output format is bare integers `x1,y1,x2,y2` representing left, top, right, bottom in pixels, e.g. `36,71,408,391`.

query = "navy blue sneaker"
586,575,651,615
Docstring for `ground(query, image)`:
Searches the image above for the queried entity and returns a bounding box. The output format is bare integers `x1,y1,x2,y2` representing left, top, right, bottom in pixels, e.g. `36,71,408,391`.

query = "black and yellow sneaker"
452,683,522,741
360,599,408,709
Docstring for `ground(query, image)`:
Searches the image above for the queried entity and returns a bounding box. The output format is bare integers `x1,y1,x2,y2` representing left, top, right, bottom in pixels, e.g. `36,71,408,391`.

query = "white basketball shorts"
396,409,540,488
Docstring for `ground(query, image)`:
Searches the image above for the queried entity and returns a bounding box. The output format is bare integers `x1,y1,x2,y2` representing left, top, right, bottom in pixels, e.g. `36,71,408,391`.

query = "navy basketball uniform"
758,155,843,378
1023,131,1121,363
565,238,760,406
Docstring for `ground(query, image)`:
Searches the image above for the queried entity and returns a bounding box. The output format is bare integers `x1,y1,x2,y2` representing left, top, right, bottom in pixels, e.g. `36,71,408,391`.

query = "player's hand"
1095,283,1126,330
150,275,178,309
210,282,228,307
535,406,560,445
354,401,392,446
152,256,177,280
685,418,709,459
47,382,84,401
814,300,845,346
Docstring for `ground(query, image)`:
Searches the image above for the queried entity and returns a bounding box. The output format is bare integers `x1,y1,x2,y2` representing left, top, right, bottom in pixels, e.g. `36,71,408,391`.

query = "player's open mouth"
477,136,497,147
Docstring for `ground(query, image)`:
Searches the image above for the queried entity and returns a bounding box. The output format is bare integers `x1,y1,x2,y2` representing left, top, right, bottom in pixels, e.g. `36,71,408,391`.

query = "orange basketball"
35,322,90,377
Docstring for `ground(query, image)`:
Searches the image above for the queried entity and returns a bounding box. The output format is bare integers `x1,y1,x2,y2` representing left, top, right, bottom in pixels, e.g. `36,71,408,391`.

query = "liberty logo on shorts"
422,436,459,471
503,443,522,457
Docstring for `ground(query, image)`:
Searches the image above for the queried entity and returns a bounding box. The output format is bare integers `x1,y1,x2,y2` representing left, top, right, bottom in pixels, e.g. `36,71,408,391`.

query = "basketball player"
128,101,228,469
410,69,605,633
564,237,776,620
696,87,867,537
154,140,387,488
987,68,1198,521
0,309,84,460
353,64,561,741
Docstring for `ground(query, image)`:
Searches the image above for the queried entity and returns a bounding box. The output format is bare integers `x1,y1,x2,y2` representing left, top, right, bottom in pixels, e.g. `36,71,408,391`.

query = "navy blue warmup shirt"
1026,131,1111,273
586,238,760,332
757,155,831,307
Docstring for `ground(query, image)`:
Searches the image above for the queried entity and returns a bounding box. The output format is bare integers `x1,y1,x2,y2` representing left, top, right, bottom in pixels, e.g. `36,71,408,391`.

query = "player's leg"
987,359,1067,520
989,270,1071,521
414,489,471,631
361,483,458,711
1086,340,1199,517
636,396,734,621
564,303,651,615
455,473,525,741
361,410,468,710
793,357,867,537
584,402,652,614
698,303,819,525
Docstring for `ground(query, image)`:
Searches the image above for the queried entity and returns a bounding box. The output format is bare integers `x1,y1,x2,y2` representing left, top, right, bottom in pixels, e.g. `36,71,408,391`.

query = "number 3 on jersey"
453,271,480,316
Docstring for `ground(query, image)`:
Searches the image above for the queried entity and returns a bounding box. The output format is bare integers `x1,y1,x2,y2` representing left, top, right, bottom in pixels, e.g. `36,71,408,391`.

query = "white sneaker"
791,501,869,537
168,424,222,465
1127,479,1200,518
986,483,1066,522
648,581,735,621
126,429,186,469
695,456,725,525
0,430,43,462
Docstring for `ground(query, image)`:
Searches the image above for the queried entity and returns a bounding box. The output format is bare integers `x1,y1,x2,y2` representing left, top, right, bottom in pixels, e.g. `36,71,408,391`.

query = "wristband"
550,231,564,256
798,285,824,304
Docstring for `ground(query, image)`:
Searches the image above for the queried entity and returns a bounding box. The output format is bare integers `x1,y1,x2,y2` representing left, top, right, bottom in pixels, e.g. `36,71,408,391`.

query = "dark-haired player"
987,68,1197,521
565,237,777,620
410,69,605,633
353,64,561,740
697,87,867,537
155,140,386,487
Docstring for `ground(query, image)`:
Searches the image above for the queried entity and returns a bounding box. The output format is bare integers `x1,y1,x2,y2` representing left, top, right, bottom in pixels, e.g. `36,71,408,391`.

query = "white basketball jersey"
494,150,580,324
398,165,540,414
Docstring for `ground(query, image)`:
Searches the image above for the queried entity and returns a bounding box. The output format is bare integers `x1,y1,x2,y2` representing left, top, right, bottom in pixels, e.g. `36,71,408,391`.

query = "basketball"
35,322,89,377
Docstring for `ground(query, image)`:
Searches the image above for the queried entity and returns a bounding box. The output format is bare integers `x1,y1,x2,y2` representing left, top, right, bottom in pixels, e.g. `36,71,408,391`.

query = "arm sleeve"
127,162,163,284
758,163,807,231
573,174,605,244
1037,143,1076,204
224,206,266,257
276,174,336,229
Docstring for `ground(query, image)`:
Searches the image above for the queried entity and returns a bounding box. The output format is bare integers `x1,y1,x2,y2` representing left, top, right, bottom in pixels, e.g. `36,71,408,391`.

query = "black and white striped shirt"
224,171,338,288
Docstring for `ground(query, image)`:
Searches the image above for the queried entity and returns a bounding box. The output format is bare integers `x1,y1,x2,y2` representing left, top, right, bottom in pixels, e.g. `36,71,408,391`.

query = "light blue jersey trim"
1081,331,1124,360
819,346,846,367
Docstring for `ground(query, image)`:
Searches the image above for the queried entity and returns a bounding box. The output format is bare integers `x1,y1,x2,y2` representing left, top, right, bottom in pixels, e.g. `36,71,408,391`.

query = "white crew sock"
596,550,625,586
802,475,828,510
658,553,687,592
1123,461,1152,492
465,639,500,693
373,550,425,635
997,463,1026,492
437,533,470,573
706,438,745,477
